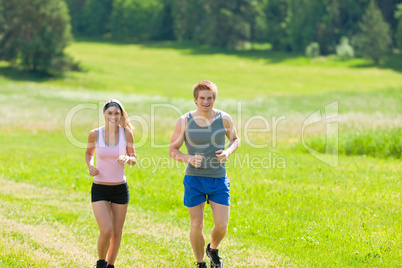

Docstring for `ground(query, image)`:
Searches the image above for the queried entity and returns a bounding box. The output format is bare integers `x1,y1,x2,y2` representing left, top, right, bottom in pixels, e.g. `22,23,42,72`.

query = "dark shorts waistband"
91,182,130,204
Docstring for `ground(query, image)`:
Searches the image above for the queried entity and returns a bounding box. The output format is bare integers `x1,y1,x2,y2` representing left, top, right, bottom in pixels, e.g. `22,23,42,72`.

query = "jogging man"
169,80,239,267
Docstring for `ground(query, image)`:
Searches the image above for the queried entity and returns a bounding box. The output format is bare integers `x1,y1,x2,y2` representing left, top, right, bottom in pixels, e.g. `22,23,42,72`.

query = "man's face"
195,90,215,112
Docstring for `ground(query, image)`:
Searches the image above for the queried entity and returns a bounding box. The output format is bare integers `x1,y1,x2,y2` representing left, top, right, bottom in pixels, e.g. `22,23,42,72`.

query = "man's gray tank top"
184,110,226,178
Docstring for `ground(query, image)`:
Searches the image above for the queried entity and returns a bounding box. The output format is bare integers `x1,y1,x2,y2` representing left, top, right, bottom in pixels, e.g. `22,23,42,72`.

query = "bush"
305,42,320,58
336,37,354,60
0,0,77,74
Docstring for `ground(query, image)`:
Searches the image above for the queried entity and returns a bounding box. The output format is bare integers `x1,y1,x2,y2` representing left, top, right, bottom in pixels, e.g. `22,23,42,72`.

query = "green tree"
377,0,401,37
204,0,260,48
0,0,74,73
171,0,207,41
353,0,392,64
0,2,4,43
178,0,262,48
286,0,326,53
81,0,113,36
157,0,176,40
395,3,402,50
284,0,375,54
263,0,288,51
64,0,88,35
110,0,164,41
172,0,265,48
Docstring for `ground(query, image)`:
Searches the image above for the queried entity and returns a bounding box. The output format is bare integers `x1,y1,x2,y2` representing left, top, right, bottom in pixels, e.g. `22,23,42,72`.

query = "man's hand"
215,150,229,163
189,154,204,168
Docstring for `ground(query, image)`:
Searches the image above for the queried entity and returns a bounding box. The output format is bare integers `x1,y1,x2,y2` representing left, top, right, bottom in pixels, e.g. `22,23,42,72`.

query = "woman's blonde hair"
102,99,134,131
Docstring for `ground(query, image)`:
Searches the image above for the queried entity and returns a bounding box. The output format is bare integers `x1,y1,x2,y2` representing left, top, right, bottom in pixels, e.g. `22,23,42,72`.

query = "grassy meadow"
0,40,401,267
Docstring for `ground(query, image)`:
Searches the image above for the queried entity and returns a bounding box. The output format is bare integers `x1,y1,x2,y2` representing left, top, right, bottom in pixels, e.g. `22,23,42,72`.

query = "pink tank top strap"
96,126,105,147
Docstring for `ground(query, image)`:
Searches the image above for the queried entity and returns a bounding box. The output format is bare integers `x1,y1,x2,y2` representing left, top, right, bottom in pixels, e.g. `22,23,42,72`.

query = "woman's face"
104,106,121,124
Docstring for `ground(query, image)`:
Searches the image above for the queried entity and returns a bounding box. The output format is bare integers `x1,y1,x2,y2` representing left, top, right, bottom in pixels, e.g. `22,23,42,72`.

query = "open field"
0,40,401,267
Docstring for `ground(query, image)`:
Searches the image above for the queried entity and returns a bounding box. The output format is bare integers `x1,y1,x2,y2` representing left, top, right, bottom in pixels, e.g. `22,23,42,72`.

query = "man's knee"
214,222,228,233
190,221,204,232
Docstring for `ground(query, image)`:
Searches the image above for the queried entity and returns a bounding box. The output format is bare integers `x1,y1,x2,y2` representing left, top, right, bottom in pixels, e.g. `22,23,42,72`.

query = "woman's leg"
92,201,113,260
106,203,128,265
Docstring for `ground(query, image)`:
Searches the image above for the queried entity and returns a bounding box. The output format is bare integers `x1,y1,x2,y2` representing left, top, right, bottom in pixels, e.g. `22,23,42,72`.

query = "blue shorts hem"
184,199,206,208
183,175,230,207
207,198,230,207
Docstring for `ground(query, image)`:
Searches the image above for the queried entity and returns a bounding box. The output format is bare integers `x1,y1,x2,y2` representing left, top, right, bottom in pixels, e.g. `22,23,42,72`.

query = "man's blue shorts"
183,175,230,207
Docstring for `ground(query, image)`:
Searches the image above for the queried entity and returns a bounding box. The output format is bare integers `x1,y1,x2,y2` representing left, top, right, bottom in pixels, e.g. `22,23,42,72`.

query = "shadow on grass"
75,37,402,71
343,53,402,73
380,54,402,72
0,65,55,82
75,36,301,64
140,41,300,64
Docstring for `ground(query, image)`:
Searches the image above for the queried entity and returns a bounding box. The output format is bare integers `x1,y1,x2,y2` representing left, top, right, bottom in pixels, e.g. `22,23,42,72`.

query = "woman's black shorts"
91,182,130,204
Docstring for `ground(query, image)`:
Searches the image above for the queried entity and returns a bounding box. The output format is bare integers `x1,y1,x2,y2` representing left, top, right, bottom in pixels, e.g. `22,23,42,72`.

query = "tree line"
1,0,402,74
65,0,402,55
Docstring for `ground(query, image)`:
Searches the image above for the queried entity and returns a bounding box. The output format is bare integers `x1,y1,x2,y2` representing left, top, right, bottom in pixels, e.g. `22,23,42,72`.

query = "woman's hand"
116,155,130,166
88,165,99,176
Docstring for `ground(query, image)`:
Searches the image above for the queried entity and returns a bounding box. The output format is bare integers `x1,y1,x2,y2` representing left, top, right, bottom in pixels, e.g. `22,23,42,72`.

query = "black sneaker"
206,243,223,267
195,262,207,268
95,260,107,268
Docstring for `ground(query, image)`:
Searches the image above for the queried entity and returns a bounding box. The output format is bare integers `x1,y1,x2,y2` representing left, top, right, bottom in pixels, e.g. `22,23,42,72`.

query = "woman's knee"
100,226,113,238
112,230,123,239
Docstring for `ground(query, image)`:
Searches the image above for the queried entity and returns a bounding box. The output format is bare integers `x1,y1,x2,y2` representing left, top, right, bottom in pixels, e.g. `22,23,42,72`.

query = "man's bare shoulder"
220,110,234,121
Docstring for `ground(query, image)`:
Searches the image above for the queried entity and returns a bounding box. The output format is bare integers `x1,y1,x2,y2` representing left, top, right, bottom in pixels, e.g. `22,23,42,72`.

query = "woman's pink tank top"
94,126,127,183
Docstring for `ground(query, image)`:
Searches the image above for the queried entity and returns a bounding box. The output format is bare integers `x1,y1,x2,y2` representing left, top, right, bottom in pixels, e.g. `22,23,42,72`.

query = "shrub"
336,37,354,60
305,42,320,58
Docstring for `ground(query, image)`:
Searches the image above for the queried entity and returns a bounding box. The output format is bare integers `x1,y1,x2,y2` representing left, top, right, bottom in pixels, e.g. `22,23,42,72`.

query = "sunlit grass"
2,40,401,99
1,40,402,267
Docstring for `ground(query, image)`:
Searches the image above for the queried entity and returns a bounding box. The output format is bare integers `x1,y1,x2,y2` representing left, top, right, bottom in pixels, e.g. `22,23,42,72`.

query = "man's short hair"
193,80,218,99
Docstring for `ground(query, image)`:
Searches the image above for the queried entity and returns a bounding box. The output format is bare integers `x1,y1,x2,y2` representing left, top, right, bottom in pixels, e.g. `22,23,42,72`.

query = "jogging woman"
85,99,136,268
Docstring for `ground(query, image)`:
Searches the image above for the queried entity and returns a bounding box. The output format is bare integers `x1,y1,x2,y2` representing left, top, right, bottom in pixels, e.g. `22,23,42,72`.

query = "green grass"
2,40,402,99
0,40,402,267
300,128,402,159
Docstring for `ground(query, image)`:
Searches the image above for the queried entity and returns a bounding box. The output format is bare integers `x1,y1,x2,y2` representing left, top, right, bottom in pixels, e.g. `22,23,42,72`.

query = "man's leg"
209,201,230,249
188,202,206,262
